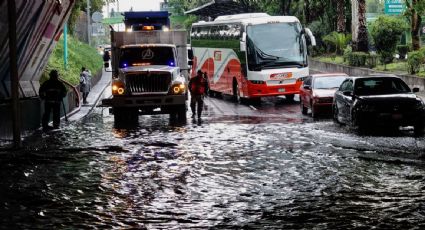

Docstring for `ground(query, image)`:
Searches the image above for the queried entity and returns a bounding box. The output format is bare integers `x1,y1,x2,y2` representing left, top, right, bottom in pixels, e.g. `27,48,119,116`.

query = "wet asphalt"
0,94,424,229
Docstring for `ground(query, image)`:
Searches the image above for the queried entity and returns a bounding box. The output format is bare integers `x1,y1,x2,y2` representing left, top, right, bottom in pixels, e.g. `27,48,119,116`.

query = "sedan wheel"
311,104,318,118
233,80,241,104
300,98,308,115
414,123,425,136
332,105,340,124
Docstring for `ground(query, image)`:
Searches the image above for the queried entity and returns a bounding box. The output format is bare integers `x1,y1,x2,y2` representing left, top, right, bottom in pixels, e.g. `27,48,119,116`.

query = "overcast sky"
103,0,163,15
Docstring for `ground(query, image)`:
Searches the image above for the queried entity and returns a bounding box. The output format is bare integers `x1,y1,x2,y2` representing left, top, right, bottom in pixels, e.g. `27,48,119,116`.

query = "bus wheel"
233,80,241,103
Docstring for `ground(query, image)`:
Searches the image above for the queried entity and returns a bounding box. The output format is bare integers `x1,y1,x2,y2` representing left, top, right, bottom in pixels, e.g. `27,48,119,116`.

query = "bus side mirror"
304,28,316,46
240,32,246,52
188,49,193,60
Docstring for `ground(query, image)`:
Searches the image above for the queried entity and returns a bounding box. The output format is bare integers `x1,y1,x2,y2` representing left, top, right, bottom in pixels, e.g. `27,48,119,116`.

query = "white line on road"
249,105,257,111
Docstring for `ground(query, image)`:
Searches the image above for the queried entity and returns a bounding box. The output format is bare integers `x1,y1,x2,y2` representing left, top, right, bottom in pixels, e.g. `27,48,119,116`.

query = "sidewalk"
66,69,111,121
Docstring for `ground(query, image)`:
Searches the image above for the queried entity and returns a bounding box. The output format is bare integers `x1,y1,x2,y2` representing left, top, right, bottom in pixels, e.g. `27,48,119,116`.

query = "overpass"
0,0,75,146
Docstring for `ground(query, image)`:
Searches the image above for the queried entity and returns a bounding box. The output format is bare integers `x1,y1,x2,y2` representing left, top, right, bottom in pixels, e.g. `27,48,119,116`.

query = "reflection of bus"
190,13,315,101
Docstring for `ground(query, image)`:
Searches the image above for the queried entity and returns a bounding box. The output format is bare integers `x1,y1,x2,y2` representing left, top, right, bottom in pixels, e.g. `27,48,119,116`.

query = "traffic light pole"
7,0,22,148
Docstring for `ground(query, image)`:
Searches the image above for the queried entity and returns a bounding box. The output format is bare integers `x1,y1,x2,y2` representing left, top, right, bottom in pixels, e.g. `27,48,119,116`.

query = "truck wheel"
177,105,187,121
114,108,138,124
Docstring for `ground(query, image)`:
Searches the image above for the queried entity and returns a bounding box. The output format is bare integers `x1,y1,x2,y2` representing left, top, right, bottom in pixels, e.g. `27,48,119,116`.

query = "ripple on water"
0,113,425,228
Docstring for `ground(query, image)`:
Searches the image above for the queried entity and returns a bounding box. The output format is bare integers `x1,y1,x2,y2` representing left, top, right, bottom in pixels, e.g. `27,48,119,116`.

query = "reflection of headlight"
171,83,186,94
112,81,125,95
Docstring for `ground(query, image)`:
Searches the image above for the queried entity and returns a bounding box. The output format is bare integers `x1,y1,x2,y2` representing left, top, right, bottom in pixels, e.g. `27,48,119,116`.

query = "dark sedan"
332,76,425,135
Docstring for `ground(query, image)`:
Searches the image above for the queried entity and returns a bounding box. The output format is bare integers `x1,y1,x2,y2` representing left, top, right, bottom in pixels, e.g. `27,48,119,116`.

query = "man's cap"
197,70,202,75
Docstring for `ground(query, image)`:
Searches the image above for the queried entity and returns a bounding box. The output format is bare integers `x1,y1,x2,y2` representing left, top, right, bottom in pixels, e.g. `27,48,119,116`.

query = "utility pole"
87,0,91,46
7,0,22,148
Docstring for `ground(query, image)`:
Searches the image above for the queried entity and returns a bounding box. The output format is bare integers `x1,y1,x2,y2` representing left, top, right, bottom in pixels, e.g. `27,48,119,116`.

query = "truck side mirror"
240,32,246,52
188,49,194,60
188,60,193,66
304,28,316,46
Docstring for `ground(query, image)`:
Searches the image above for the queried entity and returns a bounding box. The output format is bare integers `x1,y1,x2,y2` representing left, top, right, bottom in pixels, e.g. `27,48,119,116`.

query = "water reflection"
0,110,424,228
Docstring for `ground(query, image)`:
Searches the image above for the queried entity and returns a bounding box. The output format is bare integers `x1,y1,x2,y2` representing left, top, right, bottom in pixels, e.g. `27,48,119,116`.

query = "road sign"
92,23,105,36
384,0,405,15
92,11,103,23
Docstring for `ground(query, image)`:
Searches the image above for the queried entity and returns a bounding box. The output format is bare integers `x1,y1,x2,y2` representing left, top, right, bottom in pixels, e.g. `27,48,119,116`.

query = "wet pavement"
0,92,424,229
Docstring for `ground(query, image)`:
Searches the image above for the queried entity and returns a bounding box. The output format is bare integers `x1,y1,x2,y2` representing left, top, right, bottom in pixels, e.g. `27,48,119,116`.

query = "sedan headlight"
415,99,425,110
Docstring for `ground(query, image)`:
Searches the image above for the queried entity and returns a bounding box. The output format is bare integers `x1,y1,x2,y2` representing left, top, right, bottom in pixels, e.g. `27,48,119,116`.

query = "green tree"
405,0,425,50
323,32,352,55
370,15,407,65
68,0,105,35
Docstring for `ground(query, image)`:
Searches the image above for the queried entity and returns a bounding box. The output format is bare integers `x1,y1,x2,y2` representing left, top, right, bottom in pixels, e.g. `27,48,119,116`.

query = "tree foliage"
68,0,105,35
323,32,352,55
370,15,407,64
405,0,425,50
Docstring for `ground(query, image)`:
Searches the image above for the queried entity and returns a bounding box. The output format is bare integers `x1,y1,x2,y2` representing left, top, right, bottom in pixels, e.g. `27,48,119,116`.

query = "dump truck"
101,12,191,123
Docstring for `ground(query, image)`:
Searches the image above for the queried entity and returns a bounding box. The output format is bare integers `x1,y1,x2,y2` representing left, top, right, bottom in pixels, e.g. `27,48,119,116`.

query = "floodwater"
0,97,425,229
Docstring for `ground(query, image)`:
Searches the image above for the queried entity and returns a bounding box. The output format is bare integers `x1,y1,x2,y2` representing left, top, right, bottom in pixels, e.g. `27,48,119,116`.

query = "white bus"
190,13,316,102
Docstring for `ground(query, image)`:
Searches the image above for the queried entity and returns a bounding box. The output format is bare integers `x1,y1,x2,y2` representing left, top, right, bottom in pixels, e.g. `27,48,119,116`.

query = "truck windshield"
246,22,306,71
119,47,175,68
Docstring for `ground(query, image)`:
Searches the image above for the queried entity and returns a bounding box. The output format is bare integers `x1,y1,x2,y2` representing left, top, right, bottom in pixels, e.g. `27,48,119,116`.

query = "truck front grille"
126,73,171,93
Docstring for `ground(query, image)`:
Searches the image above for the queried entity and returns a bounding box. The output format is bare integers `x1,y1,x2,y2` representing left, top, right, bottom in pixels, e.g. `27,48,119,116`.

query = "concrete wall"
0,69,102,144
309,59,425,90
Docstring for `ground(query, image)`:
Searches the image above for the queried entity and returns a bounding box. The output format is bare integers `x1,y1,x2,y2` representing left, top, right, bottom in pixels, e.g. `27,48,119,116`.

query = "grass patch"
316,55,345,64
315,54,412,75
41,34,103,86
373,61,407,73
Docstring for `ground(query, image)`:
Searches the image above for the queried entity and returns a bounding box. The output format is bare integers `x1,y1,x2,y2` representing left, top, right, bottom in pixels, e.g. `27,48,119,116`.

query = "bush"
397,45,410,59
343,45,352,62
348,52,369,67
407,51,424,74
322,32,352,55
366,53,378,68
370,16,408,64
347,52,377,68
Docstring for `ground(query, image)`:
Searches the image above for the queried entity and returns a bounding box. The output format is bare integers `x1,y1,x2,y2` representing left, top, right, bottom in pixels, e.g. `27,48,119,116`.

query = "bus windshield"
246,22,306,71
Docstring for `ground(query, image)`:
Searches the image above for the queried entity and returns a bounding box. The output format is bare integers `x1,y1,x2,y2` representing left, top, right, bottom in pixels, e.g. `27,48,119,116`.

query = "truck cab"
101,12,191,124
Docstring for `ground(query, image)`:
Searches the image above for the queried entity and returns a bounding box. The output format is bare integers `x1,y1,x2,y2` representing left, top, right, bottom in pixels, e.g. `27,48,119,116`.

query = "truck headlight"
112,82,125,95
171,83,186,94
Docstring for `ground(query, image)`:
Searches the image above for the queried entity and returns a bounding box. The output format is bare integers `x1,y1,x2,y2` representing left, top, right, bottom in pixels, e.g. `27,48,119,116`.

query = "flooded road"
1,96,425,229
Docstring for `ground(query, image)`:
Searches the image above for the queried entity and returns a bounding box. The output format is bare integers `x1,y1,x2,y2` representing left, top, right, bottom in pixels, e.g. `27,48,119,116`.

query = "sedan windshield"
313,76,346,89
354,78,411,95
246,22,306,71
